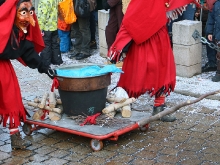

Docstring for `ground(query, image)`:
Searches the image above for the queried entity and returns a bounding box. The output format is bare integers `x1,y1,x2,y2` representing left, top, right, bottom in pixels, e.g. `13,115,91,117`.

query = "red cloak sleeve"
122,0,197,45
0,0,18,54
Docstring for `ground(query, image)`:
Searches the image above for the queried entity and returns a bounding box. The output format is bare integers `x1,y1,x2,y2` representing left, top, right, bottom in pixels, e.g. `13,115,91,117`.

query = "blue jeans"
179,4,196,20
58,29,71,53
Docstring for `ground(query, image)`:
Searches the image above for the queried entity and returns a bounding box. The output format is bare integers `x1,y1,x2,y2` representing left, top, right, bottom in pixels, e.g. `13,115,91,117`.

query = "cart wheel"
90,139,103,151
140,124,149,132
22,123,32,136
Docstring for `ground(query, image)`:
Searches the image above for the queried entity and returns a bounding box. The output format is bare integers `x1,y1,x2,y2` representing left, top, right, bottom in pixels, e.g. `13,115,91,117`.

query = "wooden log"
138,90,220,127
56,104,63,111
102,97,136,114
105,111,117,118
32,109,44,120
106,96,127,103
38,93,49,109
49,107,62,114
28,102,39,107
49,92,56,108
34,97,40,103
121,105,131,118
56,99,62,105
28,102,62,114
49,111,61,121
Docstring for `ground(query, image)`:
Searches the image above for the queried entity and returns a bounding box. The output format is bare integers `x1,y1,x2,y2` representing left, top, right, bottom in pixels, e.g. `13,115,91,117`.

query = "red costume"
0,0,48,149
108,0,199,98
108,0,199,122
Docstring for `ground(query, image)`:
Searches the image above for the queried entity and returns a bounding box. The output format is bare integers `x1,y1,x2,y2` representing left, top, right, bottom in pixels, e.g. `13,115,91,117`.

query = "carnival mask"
14,0,35,33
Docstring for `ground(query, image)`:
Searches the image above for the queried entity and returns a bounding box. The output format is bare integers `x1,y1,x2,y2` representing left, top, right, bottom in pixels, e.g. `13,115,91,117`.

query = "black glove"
38,62,55,79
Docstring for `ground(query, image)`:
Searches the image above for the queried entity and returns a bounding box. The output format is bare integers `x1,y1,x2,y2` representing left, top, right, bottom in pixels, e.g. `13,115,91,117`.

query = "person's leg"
93,10,98,22
89,11,97,49
105,7,119,50
40,31,52,65
61,30,70,53
212,52,220,82
75,16,91,60
90,11,96,41
182,4,196,20
202,37,217,72
206,39,217,66
69,20,82,58
10,126,32,149
0,60,32,149
115,4,123,30
166,17,181,47
51,30,63,65
152,95,176,122
58,29,65,53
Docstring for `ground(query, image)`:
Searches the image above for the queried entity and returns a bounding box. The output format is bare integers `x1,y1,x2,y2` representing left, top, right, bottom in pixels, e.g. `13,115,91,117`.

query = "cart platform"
23,110,151,151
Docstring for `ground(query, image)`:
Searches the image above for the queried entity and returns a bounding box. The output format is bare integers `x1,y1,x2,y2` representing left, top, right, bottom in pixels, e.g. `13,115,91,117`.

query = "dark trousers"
206,37,217,67
72,16,91,55
105,4,123,50
41,30,63,65
217,52,220,74
90,11,96,42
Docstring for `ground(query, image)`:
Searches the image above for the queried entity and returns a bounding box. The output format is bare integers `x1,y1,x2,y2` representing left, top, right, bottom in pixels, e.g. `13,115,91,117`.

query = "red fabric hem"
0,110,26,128
118,80,176,98
0,60,27,128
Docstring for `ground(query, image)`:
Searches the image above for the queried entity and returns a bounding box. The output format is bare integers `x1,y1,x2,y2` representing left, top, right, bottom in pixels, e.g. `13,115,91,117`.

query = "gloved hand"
46,68,55,79
38,62,55,79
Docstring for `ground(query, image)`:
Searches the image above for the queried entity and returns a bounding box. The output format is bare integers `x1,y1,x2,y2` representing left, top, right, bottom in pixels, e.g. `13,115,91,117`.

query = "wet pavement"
0,46,220,165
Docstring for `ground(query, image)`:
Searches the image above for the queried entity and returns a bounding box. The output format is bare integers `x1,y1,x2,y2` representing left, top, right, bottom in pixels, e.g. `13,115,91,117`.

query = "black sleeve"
0,0,5,6
0,27,50,73
20,40,50,73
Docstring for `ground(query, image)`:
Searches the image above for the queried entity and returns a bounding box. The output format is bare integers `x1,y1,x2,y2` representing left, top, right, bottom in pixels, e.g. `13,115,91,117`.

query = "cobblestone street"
0,46,220,164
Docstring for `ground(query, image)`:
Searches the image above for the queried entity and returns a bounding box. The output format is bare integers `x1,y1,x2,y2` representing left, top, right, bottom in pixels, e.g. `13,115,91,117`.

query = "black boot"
152,104,176,122
212,73,220,82
11,132,32,149
212,56,220,82
90,40,97,49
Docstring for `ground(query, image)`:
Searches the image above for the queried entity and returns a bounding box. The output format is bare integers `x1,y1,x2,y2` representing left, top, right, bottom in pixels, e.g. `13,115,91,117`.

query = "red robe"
108,0,196,98
0,0,44,128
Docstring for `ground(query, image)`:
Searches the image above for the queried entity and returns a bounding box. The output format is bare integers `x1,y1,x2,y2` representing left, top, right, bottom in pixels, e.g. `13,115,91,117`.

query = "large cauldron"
55,64,111,116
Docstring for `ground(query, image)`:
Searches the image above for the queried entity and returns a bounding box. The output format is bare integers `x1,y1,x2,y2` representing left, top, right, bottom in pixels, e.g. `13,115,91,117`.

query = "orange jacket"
57,18,71,31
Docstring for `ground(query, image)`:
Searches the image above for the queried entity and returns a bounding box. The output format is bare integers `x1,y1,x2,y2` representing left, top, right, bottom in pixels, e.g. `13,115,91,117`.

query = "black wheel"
22,123,32,136
90,139,103,151
140,123,149,132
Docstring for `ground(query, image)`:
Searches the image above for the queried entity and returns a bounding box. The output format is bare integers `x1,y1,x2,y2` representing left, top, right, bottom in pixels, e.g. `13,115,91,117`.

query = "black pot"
55,64,111,116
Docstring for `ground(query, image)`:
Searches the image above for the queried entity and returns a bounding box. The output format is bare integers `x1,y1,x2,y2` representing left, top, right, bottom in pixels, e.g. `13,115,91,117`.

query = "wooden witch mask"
14,0,35,33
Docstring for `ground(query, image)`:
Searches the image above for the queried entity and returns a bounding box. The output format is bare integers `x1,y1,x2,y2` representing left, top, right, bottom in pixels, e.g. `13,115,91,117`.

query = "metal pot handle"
48,68,56,77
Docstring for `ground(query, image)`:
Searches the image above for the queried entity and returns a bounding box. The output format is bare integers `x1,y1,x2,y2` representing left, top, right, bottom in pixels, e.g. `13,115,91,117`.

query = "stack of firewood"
28,92,63,121
102,87,135,118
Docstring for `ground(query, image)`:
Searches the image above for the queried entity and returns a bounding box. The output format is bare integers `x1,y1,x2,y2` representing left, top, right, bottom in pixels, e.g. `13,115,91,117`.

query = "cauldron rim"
54,63,108,79
55,73,110,79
